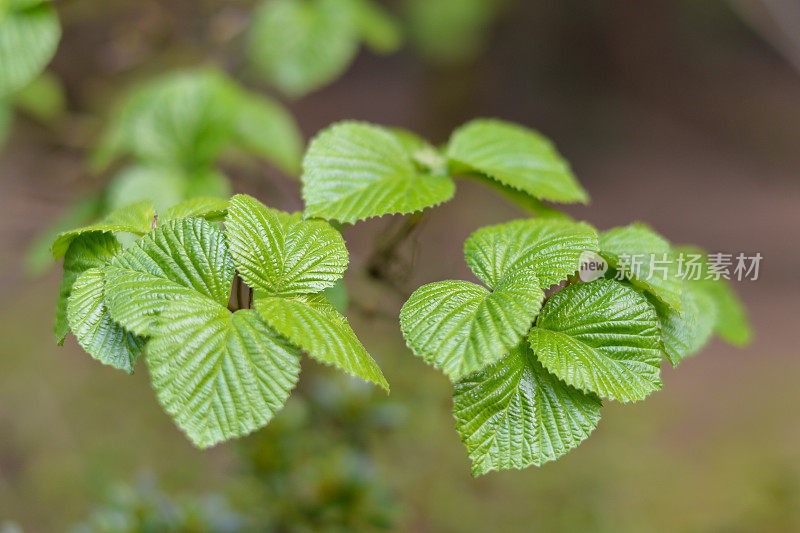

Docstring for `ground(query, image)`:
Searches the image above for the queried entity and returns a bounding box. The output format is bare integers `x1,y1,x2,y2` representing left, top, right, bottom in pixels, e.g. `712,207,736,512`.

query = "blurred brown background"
1,1,798,531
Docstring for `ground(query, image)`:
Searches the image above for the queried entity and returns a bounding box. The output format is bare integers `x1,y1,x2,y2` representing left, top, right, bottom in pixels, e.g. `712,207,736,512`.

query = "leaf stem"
365,212,425,296
235,275,243,311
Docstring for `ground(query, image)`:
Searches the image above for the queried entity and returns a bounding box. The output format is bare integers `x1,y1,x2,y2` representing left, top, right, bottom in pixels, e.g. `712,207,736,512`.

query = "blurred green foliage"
68,375,403,532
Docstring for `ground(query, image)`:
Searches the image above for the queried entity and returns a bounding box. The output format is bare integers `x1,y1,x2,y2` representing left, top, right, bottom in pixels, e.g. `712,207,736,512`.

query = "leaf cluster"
401,220,751,475
54,194,386,448
53,117,752,475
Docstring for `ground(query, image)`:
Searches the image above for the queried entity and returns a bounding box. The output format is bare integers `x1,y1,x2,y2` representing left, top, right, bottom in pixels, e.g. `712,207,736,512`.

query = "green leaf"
463,174,571,219
446,119,589,204
0,0,61,97
103,218,234,337
323,279,348,313
147,294,302,448
55,232,121,344
529,279,662,402
164,197,229,222
694,279,752,346
464,218,599,290
255,294,388,391
52,200,156,259
93,69,238,170
226,194,348,296
302,121,455,222
453,342,602,476
248,0,359,98
390,127,448,175
599,223,683,311
406,0,496,65
106,165,187,214
230,90,303,176
672,245,753,346
12,70,65,121
25,193,103,276
67,268,144,374
652,283,717,366
347,0,402,53
400,267,545,381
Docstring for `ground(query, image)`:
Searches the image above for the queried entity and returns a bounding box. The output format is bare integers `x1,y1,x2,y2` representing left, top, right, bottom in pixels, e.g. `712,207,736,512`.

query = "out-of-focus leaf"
652,283,717,366
347,0,402,53
24,193,103,276
248,0,359,98
0,0,61,97
599,222,683,311
0,101,11,148
406,0,498,65
93,69,238,170
12,70,65,121
106,165,187,214
230,91,304,176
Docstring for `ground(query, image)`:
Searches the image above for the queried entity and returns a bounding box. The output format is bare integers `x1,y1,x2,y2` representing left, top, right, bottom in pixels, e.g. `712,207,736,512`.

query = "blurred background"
1,0,799,531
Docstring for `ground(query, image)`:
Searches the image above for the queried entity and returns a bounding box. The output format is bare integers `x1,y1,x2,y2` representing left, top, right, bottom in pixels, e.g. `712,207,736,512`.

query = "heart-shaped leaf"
302,121,455,222
529,279,662,402
454,342,602,476
103,218,234,336
147,294,301,448
446,119,588,204
226,194,348,296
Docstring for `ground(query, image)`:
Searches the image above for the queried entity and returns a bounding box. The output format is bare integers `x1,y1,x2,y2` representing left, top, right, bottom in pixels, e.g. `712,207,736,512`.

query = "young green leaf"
248,0,359,98
694,279,752,346
672,245,753,346
105,165,188,214
103,218,234,337
226,194,348,296
52,200,156,259
55,232,121,344
599,223,683,311
400,267,545,381
528,279,662,402
651,283,717,366
301,121,455,223
93,69,237,170
67,268,144,374
147,295,302,448
230,90,304,176
454,342,602,476
464,218,599,290
255,294,388,391
446,119,589,204
0,0,61,97
346,0,402,53
164,197,229,222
